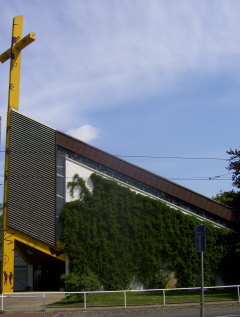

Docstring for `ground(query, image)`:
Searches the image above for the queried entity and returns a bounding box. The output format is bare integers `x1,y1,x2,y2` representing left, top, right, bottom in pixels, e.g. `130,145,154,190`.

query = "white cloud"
2,0,240,126
67,125,100,143
1,1,240,198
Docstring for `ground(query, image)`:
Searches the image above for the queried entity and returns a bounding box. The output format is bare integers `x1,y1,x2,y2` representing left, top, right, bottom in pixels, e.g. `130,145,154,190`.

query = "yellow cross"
1,16,36,293
0,15,36,110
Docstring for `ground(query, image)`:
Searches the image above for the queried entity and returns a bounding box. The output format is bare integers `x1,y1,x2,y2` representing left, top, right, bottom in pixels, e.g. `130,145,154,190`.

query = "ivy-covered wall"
60,173,237,290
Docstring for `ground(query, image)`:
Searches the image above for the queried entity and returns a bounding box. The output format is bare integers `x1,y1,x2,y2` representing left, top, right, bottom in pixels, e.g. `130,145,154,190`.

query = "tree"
224,148,240,217
211,149,240,282
227,148,240,188
212,190,236,205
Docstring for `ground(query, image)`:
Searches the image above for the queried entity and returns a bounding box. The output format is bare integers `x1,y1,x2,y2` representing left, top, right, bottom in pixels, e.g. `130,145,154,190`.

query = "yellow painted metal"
7,15,23,110
1,15,24,293
14,32,36,51
0,33,36,64
2,110,14,292
0,48,11,64
1,16,65,293
2,226,15,292
14,230,66,263
2,225,66,292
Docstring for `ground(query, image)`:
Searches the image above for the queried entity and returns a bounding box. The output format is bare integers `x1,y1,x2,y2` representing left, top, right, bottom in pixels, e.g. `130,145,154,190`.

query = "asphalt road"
57,305,240,317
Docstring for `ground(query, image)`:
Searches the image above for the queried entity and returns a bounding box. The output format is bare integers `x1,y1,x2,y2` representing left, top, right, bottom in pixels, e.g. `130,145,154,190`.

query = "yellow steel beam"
14,229,66,263
2,225,66,292
1,16,37,293
1,16,65,294
7,15,23,111
0,48,11,64
2,228,15,292
0,33,36,64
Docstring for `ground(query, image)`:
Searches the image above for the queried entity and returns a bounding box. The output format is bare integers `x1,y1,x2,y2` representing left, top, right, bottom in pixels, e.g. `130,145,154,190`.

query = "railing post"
237,286,240,304
124,291,126,309
43,293,46,317
1,293,3,312
163,289,166,306
84,293,87,310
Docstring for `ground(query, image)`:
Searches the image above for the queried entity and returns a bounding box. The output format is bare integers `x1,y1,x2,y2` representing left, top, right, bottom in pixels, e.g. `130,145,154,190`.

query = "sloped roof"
57,131,235,225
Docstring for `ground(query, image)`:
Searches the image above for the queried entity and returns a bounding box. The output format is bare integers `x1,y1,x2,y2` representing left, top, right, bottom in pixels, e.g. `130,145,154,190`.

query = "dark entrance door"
33,262,65,291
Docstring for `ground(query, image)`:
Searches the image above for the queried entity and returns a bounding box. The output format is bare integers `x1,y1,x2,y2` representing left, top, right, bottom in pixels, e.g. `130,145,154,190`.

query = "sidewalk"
1,293,64,314
5,315,55,317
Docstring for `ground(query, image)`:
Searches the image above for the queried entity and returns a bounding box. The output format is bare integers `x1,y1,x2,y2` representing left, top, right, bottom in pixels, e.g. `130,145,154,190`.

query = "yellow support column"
1,16,66,293
1,16,36,293
2,230,15,292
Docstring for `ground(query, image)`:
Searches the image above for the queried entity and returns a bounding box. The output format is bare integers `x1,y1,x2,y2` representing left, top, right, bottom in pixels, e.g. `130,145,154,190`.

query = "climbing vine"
60,173,236,290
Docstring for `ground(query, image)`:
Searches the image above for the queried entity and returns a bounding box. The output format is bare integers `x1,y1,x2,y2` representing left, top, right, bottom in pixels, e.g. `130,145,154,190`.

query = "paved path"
57,306,240,317
3,304,240,317
2,293,65,313
6,315,55,317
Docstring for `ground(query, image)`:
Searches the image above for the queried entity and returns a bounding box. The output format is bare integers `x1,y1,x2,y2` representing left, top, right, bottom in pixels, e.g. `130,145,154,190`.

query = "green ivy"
60,174,236,290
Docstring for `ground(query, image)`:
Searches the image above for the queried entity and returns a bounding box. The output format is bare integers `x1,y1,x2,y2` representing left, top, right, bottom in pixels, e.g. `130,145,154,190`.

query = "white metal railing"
1,285,240,312
1,293,46,316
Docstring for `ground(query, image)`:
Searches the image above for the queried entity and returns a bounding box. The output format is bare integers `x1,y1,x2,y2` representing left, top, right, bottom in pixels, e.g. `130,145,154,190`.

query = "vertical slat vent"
8,110,56,245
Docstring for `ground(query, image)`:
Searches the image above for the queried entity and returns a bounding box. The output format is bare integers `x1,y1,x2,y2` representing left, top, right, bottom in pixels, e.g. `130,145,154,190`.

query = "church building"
0,15,236,293
1,109,236,292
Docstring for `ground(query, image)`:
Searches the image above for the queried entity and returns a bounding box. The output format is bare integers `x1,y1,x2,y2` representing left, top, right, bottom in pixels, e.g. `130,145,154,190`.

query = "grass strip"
49,288,239,307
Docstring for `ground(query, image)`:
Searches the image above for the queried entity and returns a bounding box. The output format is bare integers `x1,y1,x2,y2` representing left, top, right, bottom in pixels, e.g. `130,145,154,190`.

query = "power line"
169,178,231,181
0,168,233,181
116,155,228,161
209,172,232,180
0,175,232,182
0,151,229,160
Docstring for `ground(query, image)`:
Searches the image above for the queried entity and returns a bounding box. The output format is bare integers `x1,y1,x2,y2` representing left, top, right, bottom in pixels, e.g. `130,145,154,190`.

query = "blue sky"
1,1,240,200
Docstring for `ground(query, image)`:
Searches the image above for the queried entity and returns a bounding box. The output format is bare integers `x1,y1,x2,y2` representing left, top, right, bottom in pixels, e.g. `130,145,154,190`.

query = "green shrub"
61,271,100,301
149,269,171,289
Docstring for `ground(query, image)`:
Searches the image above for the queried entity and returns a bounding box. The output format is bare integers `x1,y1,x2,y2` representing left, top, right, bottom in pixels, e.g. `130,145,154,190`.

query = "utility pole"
195,224,206,317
